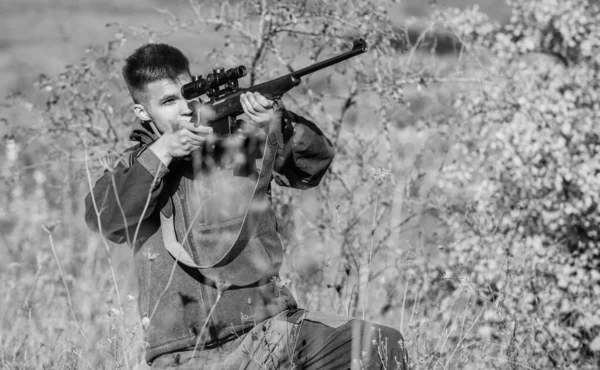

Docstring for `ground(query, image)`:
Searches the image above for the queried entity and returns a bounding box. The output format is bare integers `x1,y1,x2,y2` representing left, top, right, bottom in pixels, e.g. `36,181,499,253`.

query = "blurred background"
0,0,510,97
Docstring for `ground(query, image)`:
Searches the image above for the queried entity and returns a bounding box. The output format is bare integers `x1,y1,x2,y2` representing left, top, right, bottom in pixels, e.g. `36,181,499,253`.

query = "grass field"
2,1,561,369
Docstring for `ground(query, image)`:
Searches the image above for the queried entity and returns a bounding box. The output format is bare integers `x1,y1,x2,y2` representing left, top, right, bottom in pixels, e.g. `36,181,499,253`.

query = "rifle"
182,38,368,136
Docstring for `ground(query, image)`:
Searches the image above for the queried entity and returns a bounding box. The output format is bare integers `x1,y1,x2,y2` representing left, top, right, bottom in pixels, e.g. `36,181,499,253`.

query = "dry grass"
0,1,577,369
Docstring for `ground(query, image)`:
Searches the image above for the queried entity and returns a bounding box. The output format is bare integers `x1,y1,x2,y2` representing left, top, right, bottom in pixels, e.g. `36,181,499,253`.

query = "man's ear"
133,104,151,122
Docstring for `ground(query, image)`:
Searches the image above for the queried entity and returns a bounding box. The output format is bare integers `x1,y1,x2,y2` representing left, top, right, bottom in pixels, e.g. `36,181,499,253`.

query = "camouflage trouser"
150,309,408,370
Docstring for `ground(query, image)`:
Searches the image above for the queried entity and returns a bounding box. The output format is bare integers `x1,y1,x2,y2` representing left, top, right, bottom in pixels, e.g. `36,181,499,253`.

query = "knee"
373,324,404,344
371,325,408,370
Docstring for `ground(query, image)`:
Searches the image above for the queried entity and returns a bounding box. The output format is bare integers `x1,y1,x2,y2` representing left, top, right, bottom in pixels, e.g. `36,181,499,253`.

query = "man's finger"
241,95,257,116
245,92,268,113
240,93,251,109
181,129,212,145
181,137,204,147
188,125,214,135
244,110,262,123
253,92,274,109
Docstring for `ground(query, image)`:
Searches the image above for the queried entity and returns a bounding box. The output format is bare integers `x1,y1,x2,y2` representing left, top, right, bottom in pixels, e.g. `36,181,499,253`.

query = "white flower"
141,317,150,329
370,168,391,186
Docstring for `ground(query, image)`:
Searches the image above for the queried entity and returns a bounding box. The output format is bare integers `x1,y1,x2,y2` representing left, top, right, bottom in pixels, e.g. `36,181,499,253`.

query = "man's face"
134,73,193,133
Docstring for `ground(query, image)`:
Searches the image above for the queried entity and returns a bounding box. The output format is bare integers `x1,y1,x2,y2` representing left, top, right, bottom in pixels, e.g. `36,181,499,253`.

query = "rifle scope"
182,66,247,100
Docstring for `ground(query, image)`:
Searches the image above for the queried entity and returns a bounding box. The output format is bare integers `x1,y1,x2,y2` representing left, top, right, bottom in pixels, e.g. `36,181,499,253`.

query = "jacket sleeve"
273,110,335,190
84,145,169,244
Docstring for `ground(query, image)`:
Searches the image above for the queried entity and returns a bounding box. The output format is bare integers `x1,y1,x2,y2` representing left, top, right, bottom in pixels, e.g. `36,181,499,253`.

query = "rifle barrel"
292,39,368,78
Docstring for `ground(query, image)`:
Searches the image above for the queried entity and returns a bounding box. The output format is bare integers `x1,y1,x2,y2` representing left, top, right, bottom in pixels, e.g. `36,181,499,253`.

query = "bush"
425,0,600,368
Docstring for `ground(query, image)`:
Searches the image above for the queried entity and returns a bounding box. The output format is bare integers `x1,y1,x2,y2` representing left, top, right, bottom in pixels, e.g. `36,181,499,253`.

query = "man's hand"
149,104,215,166
240,92,282,134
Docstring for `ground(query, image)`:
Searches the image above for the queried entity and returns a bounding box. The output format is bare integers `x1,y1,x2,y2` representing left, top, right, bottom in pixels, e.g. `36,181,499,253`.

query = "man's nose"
187,101,203,126
181,100,193,116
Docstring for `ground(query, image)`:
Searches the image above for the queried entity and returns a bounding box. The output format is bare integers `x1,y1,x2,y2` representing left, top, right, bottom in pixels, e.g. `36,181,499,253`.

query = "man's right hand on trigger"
149,104,215,166
153,124,214,164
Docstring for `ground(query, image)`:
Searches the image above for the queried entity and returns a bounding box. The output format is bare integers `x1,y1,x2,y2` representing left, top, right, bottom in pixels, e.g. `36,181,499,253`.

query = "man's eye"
162,99,176,105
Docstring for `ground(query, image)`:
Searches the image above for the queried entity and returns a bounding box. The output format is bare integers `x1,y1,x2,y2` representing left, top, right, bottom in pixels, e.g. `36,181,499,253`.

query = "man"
85,43,407,369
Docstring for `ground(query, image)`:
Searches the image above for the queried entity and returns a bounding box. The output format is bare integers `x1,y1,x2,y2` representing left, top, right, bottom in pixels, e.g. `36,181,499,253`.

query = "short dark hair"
122,43,191,103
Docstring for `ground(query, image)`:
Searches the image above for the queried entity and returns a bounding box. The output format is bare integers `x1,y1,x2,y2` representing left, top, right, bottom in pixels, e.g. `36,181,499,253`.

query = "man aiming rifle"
85,41,408,369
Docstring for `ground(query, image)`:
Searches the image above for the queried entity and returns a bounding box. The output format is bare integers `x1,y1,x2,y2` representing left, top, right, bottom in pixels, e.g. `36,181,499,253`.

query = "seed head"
42,221,60,234
216,279,232,293
371,168,391,186
270,276,290,289
107,308,122,317
241,313,255,323
343,263,352,276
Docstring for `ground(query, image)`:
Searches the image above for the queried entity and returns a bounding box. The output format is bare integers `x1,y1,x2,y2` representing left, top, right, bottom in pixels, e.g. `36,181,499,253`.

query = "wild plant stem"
408,289,420,330
131,164,162,248
399,280,408,338
444,304,485,369
84,149,130,370
44,230,88,343
363,191,379,321
149,259,178,322
109,172,131,246
335,207,360,274
190,291,223,358
291,285,318,356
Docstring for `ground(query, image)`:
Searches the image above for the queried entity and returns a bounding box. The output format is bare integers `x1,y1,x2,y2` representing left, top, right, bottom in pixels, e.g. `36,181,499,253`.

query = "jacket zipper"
177,173,215,337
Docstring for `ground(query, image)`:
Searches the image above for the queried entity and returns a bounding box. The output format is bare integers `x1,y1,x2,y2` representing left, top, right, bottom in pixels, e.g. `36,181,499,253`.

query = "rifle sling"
160,134,278,269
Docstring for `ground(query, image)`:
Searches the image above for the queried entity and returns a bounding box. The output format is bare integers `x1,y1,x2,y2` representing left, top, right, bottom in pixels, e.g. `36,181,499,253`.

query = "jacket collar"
129,120,158,145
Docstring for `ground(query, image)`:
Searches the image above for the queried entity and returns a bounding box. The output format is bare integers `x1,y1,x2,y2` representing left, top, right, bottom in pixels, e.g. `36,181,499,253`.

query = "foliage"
2,0,600,369
421,0,600,368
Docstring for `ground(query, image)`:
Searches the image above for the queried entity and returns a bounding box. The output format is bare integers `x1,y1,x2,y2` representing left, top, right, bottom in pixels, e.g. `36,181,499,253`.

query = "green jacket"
84,111,335,364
